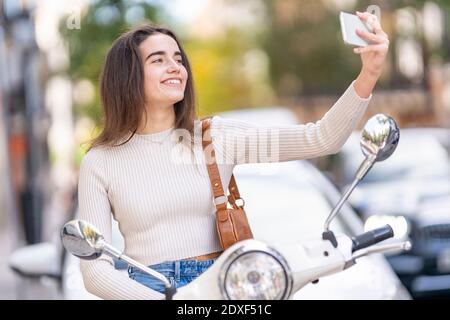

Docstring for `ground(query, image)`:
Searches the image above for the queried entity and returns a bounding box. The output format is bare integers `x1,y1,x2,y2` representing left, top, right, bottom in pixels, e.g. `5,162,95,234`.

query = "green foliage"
59,0,161,125
261,0,362,96
185,31,268,116
391,0,450,10
60,0,450,122
59,0,266,123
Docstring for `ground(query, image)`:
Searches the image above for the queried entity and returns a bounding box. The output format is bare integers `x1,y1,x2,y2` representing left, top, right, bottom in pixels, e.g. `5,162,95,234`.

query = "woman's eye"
152,58,163,63
176,60,183,64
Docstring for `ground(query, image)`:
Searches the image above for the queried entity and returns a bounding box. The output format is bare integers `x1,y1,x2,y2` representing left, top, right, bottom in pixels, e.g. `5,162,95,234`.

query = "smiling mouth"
161,79,182,87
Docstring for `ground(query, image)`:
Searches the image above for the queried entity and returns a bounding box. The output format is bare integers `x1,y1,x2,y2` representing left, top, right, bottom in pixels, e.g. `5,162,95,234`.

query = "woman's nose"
167,59,181,73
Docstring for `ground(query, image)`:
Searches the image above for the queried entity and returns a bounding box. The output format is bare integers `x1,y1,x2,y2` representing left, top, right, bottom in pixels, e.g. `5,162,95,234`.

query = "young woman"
79,11,389,299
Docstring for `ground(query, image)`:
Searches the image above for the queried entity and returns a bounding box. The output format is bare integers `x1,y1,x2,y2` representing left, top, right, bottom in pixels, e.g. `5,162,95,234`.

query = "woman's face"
139,33,188,109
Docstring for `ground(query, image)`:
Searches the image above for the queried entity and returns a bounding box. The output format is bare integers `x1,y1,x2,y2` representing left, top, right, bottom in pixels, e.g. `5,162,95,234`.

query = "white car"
9,107,411,299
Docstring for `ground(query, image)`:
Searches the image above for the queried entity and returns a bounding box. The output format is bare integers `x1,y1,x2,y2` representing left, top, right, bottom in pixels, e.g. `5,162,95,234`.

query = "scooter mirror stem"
323,178,360,233
322,114,399,238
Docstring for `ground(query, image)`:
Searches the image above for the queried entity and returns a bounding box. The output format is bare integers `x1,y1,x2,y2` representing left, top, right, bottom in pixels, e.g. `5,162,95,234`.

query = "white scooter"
61,114,411,300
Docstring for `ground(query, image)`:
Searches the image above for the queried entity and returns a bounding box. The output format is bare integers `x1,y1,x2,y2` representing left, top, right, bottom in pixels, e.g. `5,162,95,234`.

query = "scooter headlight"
219,242,292,300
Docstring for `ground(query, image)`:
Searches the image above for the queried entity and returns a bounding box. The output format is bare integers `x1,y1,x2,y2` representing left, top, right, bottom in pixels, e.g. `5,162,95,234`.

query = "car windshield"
235,164,349,244
343,135,450,184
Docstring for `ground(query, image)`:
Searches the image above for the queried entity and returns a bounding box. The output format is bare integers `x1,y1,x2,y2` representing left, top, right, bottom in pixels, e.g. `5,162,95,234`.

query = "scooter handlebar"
351,225,394,253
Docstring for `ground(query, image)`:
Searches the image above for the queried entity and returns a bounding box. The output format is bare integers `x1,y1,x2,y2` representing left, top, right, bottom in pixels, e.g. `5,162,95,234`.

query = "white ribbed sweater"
78,81,371,300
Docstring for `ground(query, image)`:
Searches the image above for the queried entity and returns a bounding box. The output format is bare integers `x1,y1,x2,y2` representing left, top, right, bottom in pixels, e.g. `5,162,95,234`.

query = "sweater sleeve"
210,80,371,165
78,149,164,300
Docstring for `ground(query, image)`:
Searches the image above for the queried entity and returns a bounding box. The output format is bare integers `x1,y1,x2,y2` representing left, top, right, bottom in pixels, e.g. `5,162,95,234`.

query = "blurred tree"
260,0,364,97
59,0,272,130
59,0,160,126
395,0,450,10
391,0,450,67
186,30,274,116
259,0,450,98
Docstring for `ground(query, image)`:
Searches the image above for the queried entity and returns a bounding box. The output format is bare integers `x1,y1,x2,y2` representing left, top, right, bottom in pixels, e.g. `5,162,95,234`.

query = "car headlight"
219,242,292,300
364,215,410,240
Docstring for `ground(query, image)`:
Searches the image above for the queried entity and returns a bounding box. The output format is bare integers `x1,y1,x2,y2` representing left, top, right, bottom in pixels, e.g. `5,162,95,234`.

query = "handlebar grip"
351,225,394,253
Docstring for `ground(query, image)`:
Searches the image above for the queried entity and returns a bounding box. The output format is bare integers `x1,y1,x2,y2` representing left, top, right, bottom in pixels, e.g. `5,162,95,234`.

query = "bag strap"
227,175,244,210
201,117,244,211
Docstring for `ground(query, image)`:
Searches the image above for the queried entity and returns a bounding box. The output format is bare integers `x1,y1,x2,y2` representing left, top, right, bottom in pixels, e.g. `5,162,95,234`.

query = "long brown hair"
89,23,197,149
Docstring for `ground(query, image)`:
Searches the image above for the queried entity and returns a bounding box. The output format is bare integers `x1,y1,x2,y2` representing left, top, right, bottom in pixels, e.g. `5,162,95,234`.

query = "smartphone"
340,11,374,47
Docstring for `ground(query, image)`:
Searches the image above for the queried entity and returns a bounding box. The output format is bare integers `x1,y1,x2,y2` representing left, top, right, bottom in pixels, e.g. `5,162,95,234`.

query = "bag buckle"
234,198,245,208
214,195,227,206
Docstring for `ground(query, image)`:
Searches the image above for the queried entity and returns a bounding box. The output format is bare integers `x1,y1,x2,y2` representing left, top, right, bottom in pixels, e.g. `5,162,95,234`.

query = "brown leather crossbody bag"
201,118,254,250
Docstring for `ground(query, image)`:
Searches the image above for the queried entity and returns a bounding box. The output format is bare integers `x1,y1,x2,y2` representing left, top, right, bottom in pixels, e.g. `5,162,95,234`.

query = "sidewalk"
0,224,18,299
0,203,64,300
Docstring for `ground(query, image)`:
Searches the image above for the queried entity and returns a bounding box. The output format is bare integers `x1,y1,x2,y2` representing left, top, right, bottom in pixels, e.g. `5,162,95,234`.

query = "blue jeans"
127,259,216,294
